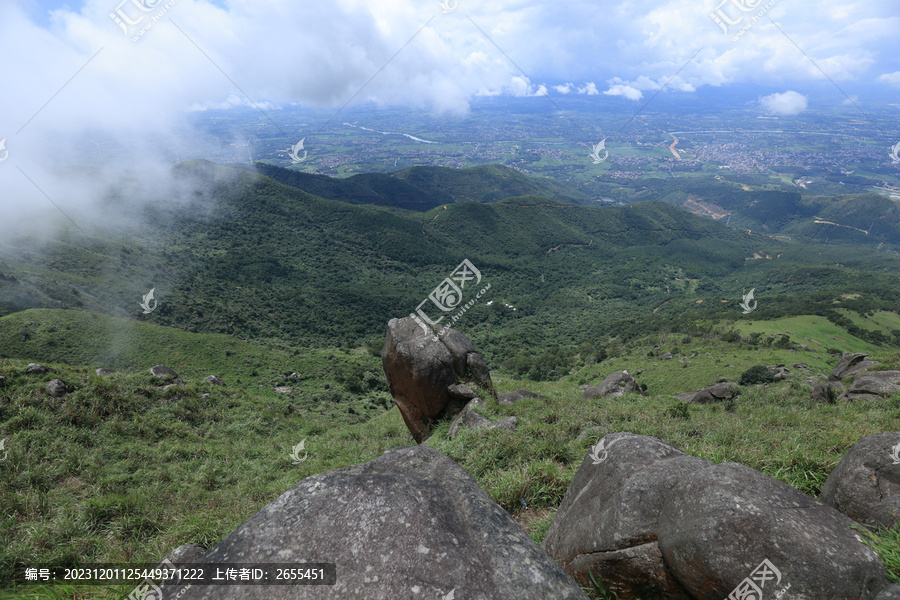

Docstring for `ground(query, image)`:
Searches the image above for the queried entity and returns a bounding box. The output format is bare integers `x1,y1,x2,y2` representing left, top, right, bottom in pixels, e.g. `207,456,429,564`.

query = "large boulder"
497,389,545,406
582,371,645,400
811,380,844,402
841,371,900,401
876,584,900,599
542,433,712,599
26,363,54,374
830,353,879,381
821,432,900,527
382,317,493,443
46,379,68,397
658,462,888,600
159,446,589,600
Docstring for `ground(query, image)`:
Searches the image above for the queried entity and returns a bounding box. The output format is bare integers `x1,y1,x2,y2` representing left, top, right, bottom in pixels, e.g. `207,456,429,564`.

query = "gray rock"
447,383,476,400
448,401,492,439
491,416,519,432
160,446,589,600
690,382,738,404
204,375,225,386
811,381,844,402
659,352,673,360
876,583,900,599
582,371,645,399
542,433,711,599
26,363,54,374
658,462,888,600
672,392,697,403
829,353,869,381
382,317,493,443
46,379,67,397
842,371,900,400
821,432,900,527
498,389,545,406
274,386,293,394
95,368,117,376
150,365,179,378
163,544,207,565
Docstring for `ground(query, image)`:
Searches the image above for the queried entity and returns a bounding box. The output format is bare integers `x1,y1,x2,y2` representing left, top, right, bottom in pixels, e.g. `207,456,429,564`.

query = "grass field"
2,331,900,599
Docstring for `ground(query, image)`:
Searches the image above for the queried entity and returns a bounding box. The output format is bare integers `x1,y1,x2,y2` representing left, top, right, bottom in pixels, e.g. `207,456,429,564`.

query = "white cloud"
759,90,808,116
577,82,599,95
604,84,643,101
877,72,900,87
554,83,574,94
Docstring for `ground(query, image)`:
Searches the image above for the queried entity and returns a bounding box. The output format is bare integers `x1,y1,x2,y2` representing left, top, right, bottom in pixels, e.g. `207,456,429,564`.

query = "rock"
876,583,900,599
498,389,545,406
160,446,589,600
447,383,476,401
672,392,697,402
811,381,844,402
716,376,727,383
447,398,516,440
767,365,790,381
821,432,900,527
150,365,179,379
288,372,302,380
26,363,54,374
46,379,67,397
204,375,225,386
690,382,738,404
274,386,293,394
842,371,900,400
582,371,645,399
542,433,711,600
659,352,673,360
829,353,870,381
382,317,493,444
792,362,809,369
657,462,888,600
163,544,208,565
95,368,117,376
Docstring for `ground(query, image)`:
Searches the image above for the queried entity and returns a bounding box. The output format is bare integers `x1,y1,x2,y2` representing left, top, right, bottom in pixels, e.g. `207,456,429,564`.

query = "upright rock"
160,446,588,600
830,353,880,381
821,432,900,527
382,317,493,443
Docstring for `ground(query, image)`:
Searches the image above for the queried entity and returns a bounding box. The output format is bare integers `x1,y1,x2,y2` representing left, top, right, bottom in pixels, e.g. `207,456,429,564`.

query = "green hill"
233,162,591,210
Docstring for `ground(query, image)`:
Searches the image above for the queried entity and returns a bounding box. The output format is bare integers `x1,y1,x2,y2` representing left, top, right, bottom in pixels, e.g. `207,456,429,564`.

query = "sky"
0,0,897,236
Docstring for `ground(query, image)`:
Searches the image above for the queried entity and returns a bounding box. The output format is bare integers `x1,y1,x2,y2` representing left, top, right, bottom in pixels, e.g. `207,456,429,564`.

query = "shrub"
739,365,775,386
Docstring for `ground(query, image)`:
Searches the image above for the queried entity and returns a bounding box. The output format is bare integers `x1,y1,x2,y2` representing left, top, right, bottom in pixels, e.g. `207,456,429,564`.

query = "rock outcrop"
542,433,711,599
160,446,588,600
841,371,900,401
382,317,493,443
582,371,644,400
830,353,880,381
821,432,900,527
